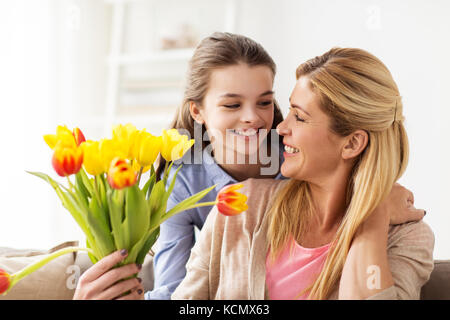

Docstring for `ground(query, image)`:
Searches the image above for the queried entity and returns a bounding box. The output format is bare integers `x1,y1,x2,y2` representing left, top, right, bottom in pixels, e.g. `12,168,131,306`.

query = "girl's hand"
73,249,144,300
379,183,426,225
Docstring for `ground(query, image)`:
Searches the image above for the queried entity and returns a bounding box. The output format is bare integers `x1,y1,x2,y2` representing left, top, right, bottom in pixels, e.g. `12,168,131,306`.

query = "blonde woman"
171,47,434,300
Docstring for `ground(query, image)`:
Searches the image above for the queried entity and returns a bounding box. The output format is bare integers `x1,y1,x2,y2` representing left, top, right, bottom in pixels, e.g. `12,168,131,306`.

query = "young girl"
147,32,286,300
172,47,433,300
73,37,420,300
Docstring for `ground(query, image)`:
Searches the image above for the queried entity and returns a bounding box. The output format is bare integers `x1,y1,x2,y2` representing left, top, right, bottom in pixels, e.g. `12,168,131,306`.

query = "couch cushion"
421,260,450,300
0,241,155,300
0,241,79,300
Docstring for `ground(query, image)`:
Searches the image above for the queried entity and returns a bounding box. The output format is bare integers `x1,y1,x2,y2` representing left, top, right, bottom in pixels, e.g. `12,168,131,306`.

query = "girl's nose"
276,119,290,136
240,105,260,123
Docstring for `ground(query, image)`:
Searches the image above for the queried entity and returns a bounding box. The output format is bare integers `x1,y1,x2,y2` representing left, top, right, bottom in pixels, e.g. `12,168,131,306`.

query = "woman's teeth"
231,129,258,136
284,145,299,154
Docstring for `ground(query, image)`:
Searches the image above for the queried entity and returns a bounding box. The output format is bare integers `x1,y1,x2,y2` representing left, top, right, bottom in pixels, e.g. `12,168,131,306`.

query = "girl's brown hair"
156,32,284,180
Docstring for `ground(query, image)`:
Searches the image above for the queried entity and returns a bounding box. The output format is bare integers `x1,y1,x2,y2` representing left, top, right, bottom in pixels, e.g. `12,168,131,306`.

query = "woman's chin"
281,163,301,180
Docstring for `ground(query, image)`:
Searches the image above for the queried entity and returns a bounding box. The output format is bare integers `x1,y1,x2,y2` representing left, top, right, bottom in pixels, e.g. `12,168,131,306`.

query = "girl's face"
277,76,346,183
193,63,275,162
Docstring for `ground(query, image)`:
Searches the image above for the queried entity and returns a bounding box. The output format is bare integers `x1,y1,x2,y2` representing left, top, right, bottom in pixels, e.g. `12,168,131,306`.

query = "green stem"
137,166,144,185
93,175,103,208
7,247,94,294
183,201,217,210
66,176,75,191
163,161,169,181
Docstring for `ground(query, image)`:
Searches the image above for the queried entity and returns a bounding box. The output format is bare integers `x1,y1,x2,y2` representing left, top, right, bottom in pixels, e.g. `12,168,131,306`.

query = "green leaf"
163,185,217,224
107,189,127,251
27,171,100,258
87,201,115,258
79,168,94,197
74,174,89,211
164,164,183,203
97,174,109,212
148,180,166,231
86,238,98,264
124,184,149,248
143,165,156,199
75,171,91,199
135,226,160,265
163,161,174,185
125,226,156,265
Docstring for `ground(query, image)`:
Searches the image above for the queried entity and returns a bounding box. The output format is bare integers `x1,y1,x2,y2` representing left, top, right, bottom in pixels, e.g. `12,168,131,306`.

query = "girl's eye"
223,104,240,109
258,100,273,107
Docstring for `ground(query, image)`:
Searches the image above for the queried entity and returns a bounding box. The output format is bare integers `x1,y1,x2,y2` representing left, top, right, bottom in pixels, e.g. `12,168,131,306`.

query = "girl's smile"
191,63,275,162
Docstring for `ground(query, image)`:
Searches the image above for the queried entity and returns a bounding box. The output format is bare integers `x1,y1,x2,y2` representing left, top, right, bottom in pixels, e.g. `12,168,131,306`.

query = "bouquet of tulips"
0,124,248,296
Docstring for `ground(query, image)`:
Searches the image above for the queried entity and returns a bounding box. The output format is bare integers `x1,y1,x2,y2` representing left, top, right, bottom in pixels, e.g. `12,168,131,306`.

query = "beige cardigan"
172,179,435,300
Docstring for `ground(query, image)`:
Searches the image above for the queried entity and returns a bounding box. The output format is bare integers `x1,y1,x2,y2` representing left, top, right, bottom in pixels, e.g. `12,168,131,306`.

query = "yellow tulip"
131,130,162,169
132,160,151,174
99,139,122,173
82,138,124,176
112,123,137,159
161,129,195,162
44,125,77,150
81,140,104,176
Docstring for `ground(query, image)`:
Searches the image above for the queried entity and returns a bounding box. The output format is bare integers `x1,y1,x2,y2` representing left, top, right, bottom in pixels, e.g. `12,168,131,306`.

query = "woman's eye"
223,104,240,109
289,107,305,122
294,114,305,122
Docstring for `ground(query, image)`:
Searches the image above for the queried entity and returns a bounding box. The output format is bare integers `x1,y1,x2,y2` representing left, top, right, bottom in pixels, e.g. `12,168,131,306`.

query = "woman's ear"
342,130,369,160
189,102,204,124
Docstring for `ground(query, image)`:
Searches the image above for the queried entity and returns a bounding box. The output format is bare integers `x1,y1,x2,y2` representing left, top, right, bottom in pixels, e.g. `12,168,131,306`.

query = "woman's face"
195,63,275,163
277,76,346,183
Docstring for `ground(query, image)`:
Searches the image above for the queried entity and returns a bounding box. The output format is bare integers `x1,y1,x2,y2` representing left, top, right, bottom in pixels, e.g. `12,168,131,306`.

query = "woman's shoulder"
219,178,289,232
240,178,288,197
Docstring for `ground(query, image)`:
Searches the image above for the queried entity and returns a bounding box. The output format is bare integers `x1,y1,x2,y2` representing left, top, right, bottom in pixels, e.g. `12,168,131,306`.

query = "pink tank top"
266,236,331,300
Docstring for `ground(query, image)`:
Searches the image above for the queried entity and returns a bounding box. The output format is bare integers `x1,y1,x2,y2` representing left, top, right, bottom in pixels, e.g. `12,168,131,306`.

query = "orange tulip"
216,183,248,216
0,269,11,295
52,145,84,177
107,157,137,189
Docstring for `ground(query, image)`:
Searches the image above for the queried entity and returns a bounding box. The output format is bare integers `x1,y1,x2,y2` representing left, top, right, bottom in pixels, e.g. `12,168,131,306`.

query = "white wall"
0,0,109,250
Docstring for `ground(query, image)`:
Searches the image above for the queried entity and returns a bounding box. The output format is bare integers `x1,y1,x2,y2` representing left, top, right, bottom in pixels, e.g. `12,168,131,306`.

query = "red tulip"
72,127,86,146
107,157,137,189
52,145,84,177
0,269,11,295
216,183,248,216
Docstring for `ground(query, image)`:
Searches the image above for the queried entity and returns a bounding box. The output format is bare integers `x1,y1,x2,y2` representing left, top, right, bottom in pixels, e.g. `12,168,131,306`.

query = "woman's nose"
276,119,290,136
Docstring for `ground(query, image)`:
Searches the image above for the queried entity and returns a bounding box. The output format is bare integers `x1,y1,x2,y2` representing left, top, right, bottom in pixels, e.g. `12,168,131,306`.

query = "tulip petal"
0,269,11,295
216,183,248,216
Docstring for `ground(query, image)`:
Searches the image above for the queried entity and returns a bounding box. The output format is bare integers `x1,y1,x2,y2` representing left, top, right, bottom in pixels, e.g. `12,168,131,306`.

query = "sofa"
1,241,449,300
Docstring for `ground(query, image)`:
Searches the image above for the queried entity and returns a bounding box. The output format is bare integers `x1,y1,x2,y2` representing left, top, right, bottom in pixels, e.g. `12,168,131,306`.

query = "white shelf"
107,48,195,66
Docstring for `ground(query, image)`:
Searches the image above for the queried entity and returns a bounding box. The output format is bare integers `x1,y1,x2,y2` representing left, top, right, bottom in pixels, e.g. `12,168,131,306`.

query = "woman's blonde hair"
156,32,284,180
267,47,409,299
